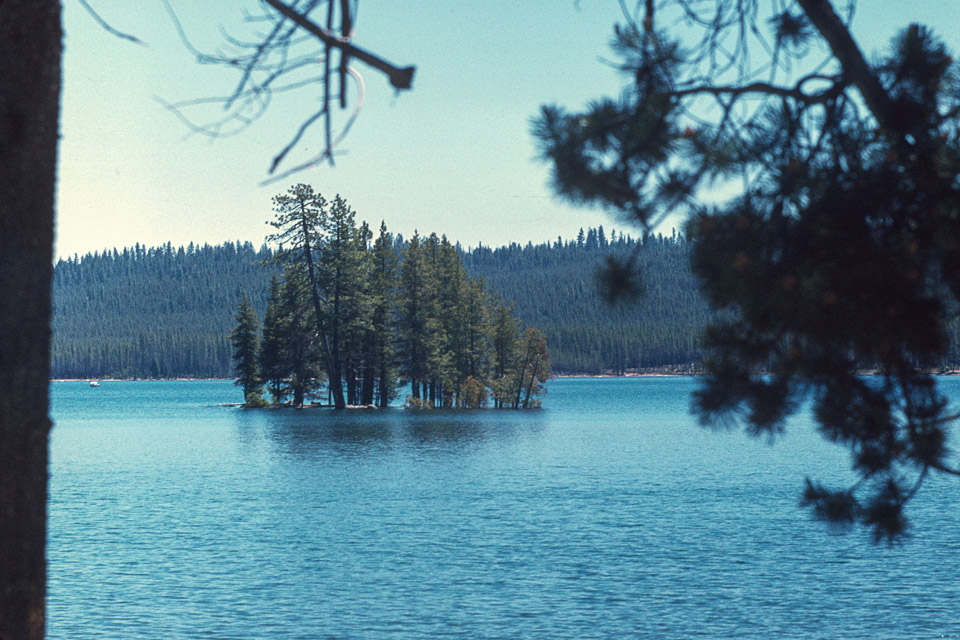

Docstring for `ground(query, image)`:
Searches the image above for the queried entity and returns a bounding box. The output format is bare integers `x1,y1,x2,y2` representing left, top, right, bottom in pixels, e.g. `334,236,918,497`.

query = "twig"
269,106,328,173
77,0,147,46
263,0,415,89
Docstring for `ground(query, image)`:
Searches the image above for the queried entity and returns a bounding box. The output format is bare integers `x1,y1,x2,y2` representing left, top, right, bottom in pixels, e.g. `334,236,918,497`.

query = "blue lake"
48,378,960,638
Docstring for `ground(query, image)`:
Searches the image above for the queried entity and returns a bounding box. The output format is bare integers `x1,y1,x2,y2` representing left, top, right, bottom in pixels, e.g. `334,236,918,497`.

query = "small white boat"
89,380,100,387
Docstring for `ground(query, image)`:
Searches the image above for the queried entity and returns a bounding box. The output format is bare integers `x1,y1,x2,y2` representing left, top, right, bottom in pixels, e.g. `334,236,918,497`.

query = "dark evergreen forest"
462,228,708,373
53,242,274,379
53,228,960,379
52,228,705,378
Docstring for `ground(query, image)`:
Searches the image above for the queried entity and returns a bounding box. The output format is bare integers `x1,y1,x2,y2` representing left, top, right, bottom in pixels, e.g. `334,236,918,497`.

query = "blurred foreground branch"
161,0,415,179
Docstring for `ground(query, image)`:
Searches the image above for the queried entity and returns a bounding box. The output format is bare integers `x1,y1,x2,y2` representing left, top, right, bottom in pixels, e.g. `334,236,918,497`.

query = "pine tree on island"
257,275,288,404
228,291,263,405
266,184,346,409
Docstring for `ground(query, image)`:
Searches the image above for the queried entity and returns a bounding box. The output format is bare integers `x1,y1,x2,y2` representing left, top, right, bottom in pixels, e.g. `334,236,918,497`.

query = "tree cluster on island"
229,184,550,410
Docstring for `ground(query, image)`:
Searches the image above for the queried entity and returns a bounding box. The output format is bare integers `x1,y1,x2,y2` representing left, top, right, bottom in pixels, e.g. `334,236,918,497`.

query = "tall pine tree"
229,292,262,402
258,275,288,403
369,221,399,407
267,184,346,409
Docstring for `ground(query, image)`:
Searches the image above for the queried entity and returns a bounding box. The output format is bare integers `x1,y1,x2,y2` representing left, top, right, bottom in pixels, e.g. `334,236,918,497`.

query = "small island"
229,185,550,410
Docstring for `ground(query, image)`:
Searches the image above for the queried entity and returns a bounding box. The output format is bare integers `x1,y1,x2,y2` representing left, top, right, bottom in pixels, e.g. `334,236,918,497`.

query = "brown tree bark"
0,2,61,639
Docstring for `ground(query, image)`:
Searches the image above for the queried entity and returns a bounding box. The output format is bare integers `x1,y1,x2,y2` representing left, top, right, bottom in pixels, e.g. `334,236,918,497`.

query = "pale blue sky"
56,1,960,259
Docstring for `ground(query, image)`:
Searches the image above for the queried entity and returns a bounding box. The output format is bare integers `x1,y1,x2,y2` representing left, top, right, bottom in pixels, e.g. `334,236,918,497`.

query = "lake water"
48,378,960,639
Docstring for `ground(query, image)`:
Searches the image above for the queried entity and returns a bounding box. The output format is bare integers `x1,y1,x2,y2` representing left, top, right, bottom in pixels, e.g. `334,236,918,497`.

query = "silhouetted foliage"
534,0,960,541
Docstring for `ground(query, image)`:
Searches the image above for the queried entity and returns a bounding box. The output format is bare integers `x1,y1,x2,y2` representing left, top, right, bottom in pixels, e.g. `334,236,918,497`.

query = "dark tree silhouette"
0,3,61,638
535,0,960,542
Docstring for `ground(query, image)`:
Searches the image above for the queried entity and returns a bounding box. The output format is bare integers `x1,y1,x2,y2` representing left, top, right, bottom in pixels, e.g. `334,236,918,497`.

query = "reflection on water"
233,405,547,460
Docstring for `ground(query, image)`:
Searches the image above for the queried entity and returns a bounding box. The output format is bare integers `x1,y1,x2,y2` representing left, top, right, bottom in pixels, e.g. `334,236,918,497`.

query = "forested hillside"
462,228,709,372
54,227,960,379
52,227,714,378
53,242,275,378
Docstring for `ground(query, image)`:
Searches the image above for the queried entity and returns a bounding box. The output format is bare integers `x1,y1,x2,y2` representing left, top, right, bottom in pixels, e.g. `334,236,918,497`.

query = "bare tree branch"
160,0,415,179
262,0,414,89
796,0,897,132
270,106,329,173
77,0,147,46
338,0,352,107
670,74,844,104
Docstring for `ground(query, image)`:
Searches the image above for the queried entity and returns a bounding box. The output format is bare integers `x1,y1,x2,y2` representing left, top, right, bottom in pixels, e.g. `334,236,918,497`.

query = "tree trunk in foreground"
0,2,61,639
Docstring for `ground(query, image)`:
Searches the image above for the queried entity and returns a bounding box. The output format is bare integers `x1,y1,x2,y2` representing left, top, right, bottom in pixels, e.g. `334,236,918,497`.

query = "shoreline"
52,369,960,383
51,377,234,382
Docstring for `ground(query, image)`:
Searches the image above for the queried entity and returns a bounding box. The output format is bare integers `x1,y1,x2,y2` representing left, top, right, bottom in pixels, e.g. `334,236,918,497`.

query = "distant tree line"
54,223,960,381
461,227,710,373
229,184,549,409
53,241,273,379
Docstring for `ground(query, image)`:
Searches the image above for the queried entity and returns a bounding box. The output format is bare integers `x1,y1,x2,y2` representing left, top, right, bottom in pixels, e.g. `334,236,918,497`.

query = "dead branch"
262,0,414,89
160,0,415,178
76,0,147,46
